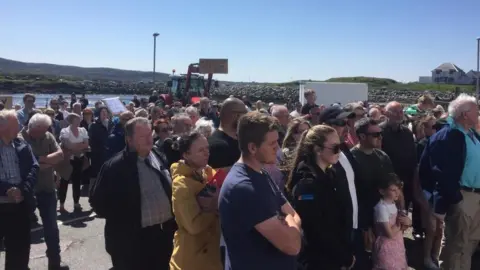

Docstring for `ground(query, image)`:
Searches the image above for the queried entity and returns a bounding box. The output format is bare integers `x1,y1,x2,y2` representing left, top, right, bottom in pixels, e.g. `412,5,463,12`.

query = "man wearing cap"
319,106,366,269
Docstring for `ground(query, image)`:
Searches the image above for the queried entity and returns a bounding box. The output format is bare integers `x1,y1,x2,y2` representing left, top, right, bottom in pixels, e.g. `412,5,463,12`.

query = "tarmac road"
0,185,113,270
1,185,479,270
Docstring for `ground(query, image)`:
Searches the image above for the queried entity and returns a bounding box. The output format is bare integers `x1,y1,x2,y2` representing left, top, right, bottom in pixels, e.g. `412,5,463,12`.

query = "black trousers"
110,221,175,270
0,202,31,270
403,181,423,233
58,156,83,204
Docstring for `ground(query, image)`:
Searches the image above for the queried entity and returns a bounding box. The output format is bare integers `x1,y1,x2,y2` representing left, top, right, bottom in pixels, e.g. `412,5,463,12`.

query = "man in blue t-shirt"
218,111,302,270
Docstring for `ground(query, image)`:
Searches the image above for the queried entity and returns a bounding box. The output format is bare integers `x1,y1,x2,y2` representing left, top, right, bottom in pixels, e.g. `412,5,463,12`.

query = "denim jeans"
36,191,61,263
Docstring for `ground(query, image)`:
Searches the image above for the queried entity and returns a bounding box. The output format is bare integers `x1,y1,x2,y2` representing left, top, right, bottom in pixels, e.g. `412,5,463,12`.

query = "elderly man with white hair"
271,105,289,144
194,117,215,138
18,113,68,269
419,94,480,270
0,110,39,270
368,107,381,121
185,106,200,125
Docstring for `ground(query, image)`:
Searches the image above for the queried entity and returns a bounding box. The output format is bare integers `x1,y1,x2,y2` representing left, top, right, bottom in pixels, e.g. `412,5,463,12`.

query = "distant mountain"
0,57,169,82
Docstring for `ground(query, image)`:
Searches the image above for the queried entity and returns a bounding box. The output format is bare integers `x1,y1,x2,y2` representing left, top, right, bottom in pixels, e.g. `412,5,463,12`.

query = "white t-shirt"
338,152,359,229
60,126,89,144
374,199,397,223
290,110,301,118
60,126,89,159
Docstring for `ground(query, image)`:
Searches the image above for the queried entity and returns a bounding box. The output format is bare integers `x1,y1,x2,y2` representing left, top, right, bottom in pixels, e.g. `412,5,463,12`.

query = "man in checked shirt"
90,117,176,270
0,110,39,270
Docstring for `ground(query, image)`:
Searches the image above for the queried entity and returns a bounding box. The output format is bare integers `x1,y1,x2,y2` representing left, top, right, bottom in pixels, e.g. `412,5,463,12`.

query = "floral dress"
372,200,408,270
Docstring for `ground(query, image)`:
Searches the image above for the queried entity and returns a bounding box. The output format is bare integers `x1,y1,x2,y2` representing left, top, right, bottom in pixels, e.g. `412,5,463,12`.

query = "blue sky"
1,0,479,83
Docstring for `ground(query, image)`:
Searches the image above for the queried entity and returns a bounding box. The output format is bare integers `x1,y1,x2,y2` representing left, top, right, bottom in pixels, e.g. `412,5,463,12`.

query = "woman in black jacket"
88,106,112,179
287,125,356,270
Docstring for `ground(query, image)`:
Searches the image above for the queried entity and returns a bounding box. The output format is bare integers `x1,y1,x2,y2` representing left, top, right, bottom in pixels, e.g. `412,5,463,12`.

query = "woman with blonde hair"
169,131,222,270
288,125,356,270
57,113,90,211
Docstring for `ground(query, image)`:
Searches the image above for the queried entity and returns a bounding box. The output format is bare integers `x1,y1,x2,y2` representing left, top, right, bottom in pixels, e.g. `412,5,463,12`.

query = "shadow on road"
57,209,93,223
31,230,46,245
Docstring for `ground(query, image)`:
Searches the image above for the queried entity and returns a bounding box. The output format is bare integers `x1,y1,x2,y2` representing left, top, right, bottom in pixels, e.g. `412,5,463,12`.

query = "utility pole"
476,37,480,98
153,33,159,83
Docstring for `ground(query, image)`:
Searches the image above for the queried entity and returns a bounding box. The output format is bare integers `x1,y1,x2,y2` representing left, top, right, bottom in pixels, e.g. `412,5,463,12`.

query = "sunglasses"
365,132,382,138
159,127,172,133
322,144,341,154
328,119,347,127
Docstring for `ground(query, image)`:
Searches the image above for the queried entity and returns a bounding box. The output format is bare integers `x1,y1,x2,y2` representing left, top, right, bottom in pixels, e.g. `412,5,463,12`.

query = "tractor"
159,63,219,106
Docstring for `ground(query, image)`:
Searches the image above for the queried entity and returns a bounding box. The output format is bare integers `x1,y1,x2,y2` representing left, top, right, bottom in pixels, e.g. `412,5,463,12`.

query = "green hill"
0,57,169,82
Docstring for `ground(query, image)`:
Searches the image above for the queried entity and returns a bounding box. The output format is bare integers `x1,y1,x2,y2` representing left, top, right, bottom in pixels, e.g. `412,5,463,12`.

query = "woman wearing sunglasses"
287,125,356,270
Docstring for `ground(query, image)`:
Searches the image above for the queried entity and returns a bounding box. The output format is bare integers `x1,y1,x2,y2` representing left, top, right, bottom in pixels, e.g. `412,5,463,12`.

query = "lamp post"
153,32,160,83
476,37,480,98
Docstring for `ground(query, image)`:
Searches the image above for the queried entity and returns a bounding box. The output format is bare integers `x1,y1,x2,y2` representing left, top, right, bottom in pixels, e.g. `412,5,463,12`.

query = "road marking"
31,212,97,233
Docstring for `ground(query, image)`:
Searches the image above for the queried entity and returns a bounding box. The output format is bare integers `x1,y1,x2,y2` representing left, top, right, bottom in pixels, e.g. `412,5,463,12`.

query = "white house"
466,70,480,81
431,63,473,84
418,76,432,83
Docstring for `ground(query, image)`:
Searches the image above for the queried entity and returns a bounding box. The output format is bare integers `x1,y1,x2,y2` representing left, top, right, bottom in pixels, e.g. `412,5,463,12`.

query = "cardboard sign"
0,96,13,109
199,59,228,74
102,97,126,115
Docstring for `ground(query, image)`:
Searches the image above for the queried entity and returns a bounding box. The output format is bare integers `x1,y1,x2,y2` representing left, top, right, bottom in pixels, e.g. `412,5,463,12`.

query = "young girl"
373,173,412,270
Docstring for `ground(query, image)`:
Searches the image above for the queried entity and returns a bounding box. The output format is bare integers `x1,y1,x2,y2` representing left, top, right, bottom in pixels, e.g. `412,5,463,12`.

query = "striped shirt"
137,152,172,228
0,140,22,203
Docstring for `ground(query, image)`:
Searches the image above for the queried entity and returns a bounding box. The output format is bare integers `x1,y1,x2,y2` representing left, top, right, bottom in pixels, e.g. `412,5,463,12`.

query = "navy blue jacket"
0,138,39,212
106,123,126,159
419,124,480,215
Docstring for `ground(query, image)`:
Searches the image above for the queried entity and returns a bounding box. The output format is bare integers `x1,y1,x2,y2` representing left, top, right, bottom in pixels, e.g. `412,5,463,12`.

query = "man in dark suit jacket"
89,117,176,270
0,110,39,270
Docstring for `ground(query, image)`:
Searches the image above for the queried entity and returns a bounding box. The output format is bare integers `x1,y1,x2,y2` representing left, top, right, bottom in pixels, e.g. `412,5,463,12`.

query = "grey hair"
0,109,17,126
28,113,52,130
448,93,477,118
171,113,190,126
185,106,198,117
194,117,214,137
271,105,288,117
73,102,82,108
66,113,81,124
134,108,148,118
125,117,150,138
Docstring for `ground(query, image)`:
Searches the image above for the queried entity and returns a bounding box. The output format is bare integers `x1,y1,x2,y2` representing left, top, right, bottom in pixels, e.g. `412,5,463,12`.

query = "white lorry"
298,82,368,106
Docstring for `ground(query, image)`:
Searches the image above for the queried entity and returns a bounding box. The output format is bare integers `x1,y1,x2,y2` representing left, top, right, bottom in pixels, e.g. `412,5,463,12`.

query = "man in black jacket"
89,117,175,270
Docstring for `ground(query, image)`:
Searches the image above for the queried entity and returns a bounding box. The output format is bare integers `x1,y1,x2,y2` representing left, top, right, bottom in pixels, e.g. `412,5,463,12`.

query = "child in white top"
372,173,411,270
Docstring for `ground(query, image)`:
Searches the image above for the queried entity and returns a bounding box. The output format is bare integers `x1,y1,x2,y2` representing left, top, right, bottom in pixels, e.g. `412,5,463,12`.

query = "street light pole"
153,32,159,83
476,37,480,98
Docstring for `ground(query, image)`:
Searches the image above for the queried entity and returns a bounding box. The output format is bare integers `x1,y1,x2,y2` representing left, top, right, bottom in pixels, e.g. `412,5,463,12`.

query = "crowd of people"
0,89,479,270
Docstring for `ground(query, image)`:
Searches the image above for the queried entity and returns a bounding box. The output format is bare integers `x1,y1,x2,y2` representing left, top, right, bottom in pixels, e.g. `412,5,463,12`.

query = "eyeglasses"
365,132,382,138
322,144,341,154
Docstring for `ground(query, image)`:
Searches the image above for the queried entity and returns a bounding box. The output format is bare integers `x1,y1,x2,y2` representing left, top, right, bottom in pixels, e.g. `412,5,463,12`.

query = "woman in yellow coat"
169,132,223,270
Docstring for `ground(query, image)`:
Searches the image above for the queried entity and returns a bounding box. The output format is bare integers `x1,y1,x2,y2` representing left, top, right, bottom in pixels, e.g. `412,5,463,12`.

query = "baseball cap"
319,106,355,124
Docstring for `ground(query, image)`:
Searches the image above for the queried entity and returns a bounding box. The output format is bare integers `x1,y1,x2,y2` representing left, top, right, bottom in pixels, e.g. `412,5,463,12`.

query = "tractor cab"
167,74,206,105
162,60,227,106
